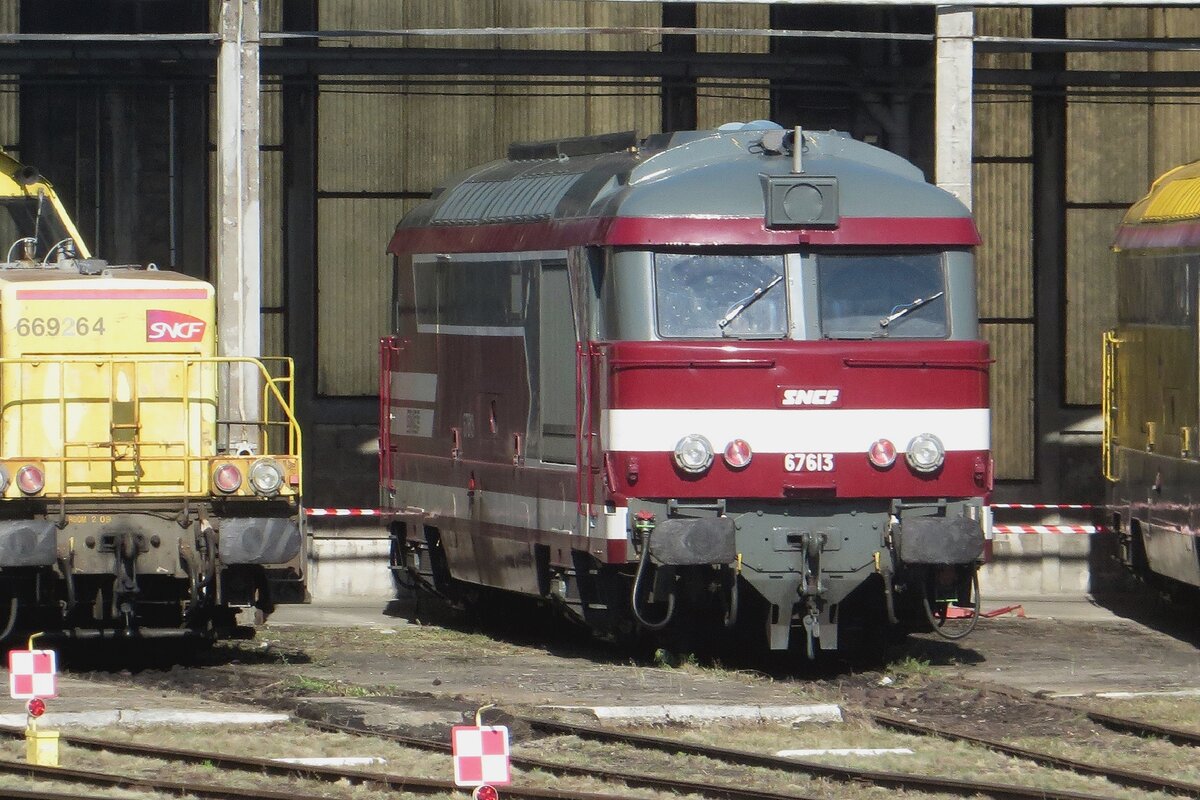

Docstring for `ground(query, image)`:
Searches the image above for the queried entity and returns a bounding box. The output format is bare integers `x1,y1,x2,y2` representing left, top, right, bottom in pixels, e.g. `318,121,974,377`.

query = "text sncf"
146,310,206,342
780,388,840,406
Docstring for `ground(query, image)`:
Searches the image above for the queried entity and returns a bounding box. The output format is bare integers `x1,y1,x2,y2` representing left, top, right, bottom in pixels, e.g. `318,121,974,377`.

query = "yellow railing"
0,355,301,498
1102,330,1121,482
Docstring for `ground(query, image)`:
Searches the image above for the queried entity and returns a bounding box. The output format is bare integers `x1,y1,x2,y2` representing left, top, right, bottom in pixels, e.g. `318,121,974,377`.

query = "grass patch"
883,656,937,682
287,674,379,697
1078,694,1200,734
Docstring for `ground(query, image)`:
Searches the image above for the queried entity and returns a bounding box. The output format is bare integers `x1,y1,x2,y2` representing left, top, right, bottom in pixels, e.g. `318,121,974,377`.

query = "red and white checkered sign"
8,649,57,700
451,725,511,787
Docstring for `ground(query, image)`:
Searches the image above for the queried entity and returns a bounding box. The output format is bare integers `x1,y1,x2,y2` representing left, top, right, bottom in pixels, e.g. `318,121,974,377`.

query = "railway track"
0,786,121,800
868,710,1200,796
0,724,777,800
0,754,329,800
39,665,1200,800
514,715,1124,800
962,679,1200,746
1,706,1122,800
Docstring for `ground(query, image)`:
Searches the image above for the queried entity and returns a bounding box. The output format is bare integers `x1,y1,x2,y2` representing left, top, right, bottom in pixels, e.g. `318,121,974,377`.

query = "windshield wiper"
879,290,944,328
718,273,784,330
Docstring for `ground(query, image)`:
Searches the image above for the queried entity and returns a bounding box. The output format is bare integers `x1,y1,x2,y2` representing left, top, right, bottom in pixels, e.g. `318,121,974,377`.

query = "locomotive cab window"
653,253,786,339
0,195,72,261
817,252,948,339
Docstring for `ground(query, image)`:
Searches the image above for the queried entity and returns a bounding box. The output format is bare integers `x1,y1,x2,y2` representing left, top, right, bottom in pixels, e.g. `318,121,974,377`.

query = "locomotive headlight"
0,466,10,494
905,433,945,473
674,434,714,474
249,458,285,496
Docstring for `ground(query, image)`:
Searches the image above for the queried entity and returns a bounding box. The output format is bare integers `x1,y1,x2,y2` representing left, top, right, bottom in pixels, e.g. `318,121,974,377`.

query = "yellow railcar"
0,151,304,640
1105,160,1200,591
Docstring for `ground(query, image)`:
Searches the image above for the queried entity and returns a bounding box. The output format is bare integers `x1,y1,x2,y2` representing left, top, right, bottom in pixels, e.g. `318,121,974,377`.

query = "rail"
0,354,301,498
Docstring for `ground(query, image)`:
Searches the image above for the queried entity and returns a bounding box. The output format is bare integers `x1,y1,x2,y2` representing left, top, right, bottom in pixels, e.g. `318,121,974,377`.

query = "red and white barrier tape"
304,508,391,517
991,524,1110,535
990,503,1098,510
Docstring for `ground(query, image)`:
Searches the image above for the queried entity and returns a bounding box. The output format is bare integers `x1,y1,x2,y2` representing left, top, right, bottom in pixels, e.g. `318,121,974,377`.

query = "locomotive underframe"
0,499,304,639
390,495,983,654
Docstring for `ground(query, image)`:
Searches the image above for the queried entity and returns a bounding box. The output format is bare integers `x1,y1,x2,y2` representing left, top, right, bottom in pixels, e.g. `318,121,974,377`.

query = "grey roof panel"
432,171,584,223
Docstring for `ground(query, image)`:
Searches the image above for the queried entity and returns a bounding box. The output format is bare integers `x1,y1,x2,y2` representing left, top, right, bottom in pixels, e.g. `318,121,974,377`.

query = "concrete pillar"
217,0,262,451
934,5,974,209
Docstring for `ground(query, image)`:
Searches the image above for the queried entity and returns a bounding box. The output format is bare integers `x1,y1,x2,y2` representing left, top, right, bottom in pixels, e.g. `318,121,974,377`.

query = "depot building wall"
7,2,1200,601
205,3,1200,602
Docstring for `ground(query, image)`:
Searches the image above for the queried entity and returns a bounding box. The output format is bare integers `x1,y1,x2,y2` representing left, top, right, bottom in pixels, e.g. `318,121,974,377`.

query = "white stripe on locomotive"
601,407,990,453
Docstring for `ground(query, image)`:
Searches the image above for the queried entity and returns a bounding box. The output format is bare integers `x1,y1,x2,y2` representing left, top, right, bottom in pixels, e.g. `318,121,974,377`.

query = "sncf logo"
146,310,206,343
781,388,841,406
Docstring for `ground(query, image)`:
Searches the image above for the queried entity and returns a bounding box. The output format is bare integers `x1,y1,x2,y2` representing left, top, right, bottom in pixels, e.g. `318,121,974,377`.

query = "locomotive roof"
388,126,978,255
0,264,211,290
1114,159,1200,251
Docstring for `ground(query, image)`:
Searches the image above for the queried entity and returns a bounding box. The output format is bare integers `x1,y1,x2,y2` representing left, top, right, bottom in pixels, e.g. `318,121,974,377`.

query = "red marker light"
16,465,44,495
212,463,242,493
867,439,897,469
722,439,753,469
472,785,499,800
26,698,45,718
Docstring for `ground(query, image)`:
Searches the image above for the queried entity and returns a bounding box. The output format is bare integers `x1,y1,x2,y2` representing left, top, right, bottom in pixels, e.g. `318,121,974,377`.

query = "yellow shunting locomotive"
0,150,304,640
1105,159,1200,593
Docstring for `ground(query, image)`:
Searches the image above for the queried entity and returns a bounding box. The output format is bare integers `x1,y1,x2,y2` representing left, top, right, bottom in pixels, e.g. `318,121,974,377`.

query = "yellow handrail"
1102,331,1121,482
0,354,302,499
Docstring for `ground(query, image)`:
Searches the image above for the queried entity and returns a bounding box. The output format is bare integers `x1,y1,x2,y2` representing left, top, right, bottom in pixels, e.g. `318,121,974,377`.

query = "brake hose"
630,527,675,630
921,569,981,641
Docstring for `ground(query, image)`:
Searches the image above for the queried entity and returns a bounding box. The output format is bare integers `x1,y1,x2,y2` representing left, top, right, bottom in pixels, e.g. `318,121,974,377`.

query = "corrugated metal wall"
192,3,1200,488
1062,7,1200,409
316,1,413,397
261,0,284,360
1149,10,1200,176
975,7,1034,479
580,2,661,135
313,2,662,397
1064,7,1150,407
0,0,17,151
697,3,769,129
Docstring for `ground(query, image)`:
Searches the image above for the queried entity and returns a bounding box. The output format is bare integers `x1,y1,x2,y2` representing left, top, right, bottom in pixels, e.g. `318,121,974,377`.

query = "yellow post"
25,716,58,767
474,703,496,726
21,633,59,766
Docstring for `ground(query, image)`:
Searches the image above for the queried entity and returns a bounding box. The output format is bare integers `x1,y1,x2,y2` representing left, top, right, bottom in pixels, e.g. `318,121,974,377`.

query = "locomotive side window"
817,252,947,338
653,253,786,338
1118,253,1196,326
412,257,530,333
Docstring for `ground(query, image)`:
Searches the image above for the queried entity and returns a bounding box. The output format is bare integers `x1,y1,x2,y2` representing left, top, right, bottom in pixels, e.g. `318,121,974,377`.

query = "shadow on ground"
1091,584,1200,647
381,586,986,680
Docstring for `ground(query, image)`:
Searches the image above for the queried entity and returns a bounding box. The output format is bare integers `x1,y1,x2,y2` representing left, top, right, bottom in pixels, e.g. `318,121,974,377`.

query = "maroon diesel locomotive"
380,124,991,656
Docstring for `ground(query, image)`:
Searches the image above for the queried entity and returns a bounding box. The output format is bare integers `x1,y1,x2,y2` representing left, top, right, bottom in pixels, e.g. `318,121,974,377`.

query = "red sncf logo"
146,310,206,342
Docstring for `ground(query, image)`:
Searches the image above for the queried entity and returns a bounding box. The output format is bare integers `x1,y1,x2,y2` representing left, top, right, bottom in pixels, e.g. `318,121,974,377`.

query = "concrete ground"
266,594,1142,628
5,591,1196,727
